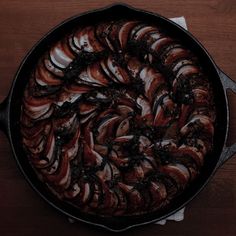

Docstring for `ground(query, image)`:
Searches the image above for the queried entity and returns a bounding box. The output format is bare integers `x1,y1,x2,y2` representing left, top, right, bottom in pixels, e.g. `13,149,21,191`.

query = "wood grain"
0,0,235,235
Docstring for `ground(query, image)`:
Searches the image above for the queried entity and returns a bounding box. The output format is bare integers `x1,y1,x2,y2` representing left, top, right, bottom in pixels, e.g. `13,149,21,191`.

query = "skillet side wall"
5,5,228,231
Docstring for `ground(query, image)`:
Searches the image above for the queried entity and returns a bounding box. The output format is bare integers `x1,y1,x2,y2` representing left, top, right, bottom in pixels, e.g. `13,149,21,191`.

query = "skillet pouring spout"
0,96,10,136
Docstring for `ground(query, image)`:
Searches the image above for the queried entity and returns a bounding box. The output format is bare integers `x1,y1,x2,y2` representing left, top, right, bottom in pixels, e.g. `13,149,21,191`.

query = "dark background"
0,0,235,235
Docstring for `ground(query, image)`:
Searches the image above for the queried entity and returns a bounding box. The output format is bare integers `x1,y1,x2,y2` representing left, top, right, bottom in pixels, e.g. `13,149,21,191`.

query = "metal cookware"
0,4,235,232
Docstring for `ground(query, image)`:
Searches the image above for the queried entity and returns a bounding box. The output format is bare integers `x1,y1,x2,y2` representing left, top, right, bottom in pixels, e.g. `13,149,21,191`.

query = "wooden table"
0,0,235,235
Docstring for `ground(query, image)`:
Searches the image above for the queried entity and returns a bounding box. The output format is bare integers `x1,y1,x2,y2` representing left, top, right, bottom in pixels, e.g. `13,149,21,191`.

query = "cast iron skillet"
0,3,236,232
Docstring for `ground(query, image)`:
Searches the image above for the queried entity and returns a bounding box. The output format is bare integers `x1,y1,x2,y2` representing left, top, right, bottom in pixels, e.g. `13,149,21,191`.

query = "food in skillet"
20,20,215,216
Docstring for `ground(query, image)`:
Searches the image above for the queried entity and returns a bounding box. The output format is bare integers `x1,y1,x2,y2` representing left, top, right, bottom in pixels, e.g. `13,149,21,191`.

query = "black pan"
0,4,235,232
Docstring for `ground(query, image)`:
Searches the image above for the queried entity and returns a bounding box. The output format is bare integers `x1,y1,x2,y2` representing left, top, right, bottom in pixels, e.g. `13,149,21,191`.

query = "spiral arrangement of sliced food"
21,20,215,216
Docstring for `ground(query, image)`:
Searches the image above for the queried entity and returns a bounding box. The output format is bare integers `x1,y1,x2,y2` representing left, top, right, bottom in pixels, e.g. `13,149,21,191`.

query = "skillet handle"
218,144,236,167
0,96,10,135
217,69,236,167
218,69,236,92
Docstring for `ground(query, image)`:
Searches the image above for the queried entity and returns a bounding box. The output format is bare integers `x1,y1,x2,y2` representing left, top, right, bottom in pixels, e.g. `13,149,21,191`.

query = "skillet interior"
6,4,228,231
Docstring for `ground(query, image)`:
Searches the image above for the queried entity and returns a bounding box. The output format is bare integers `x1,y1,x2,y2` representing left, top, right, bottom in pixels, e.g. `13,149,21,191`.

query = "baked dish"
20,20,215,216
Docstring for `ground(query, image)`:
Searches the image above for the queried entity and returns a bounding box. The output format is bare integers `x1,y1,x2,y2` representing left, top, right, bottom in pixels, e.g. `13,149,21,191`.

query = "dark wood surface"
0,0,235,235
